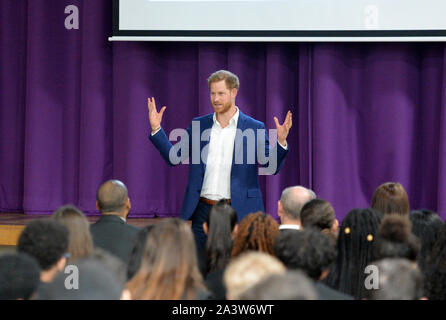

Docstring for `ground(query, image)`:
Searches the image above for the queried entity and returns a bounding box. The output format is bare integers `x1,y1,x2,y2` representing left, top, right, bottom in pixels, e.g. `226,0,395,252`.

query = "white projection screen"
110,0,446,41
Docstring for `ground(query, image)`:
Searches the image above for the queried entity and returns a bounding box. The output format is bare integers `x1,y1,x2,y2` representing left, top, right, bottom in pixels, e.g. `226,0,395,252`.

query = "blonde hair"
223,251,286,299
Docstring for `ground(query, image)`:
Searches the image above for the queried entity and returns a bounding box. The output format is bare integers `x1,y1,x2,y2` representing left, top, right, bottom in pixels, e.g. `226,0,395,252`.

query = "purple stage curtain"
1,1,446,221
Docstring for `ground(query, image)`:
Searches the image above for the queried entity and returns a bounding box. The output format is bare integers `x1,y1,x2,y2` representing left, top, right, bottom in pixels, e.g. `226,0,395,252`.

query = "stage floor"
0,213,164,246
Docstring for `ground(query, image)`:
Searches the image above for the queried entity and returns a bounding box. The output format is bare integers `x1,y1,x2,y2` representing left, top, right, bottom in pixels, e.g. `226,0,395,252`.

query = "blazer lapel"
200,114,214,171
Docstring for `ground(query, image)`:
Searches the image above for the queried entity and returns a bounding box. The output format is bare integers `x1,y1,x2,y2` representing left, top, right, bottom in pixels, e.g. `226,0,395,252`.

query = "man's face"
210,80,236,114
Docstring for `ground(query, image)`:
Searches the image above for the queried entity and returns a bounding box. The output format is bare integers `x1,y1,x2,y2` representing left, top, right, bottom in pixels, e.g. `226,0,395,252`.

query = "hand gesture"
274,110,292,147
147,97,166,132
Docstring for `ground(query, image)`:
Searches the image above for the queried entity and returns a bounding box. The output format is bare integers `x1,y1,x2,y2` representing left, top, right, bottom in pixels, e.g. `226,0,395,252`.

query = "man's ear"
319,269,330,281
203,222,209,235
56,257,67,272
96,201,100,212
231,88,238,99
332,219,339,233
126,197,131,210
277,200,283,217
232,224,239,239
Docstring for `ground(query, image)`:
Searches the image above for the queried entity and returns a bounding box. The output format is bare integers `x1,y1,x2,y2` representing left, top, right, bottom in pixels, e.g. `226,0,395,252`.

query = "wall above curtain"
1,0,446,221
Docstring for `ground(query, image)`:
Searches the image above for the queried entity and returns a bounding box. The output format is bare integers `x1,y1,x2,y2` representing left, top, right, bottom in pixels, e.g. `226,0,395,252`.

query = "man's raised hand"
274,110,292,147
147,97,166,132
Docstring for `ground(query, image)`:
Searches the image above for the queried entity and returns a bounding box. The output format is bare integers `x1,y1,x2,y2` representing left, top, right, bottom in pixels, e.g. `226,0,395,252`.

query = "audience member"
326,208,382,299
126,218,209,300
371,182,410,216
231,212,279,257
90,180,140,263
37,259,124,300
409,209,443,273
423,223,446,300
224,251,286,300
126,225,154,281
88,247,128,288
0,253,41,300
52,204,94,261
365,258,424,300
300,198,339,240
372,214,420,263
274,229,351,299
17,219,69,292
277,186,316,230
239,270,317,300
203,200,238,299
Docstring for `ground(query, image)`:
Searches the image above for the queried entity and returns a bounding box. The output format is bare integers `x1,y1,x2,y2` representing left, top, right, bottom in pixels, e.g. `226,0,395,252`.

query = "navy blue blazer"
149,110,289,221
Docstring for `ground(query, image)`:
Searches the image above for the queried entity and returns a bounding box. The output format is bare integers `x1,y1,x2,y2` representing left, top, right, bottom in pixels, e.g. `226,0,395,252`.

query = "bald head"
279,186,316,221
96,180,129,214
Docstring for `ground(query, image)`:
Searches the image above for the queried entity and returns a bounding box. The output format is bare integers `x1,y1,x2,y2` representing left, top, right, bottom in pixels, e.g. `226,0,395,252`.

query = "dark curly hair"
17,219,69,271
232,212,279,257
274,228,337,280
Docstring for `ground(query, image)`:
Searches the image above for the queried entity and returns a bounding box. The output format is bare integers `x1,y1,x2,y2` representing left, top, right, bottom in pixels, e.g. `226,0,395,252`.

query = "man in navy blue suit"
148,70,292,248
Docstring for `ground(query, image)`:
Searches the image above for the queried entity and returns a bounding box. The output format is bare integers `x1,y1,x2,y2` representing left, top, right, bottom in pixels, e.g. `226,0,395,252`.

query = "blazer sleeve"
257,122,289,175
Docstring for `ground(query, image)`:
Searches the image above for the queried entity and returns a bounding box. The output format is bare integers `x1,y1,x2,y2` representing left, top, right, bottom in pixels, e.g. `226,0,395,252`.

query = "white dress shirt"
200,108,240,200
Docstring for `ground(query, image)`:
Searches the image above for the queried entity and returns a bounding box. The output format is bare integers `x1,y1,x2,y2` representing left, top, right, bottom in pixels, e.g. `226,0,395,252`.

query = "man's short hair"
224,251,286,299
280,186,316,220
96,180,129,213
0,253,41,300
37,260,122,300
365,258,424,300
239,270,317,300
207,70,240,90
274,229,336,280
17,219,69,271
300,198,336,231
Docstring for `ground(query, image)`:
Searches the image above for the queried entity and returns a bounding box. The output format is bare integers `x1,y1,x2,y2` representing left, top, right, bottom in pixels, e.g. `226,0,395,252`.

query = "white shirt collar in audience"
279,224,300,230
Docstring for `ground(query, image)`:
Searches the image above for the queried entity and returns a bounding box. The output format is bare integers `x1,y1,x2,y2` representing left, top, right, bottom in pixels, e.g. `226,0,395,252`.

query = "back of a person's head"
373,214,420,262
17,219,69,271
37,259,122,300
126,218,204,300
0,253,41,300
96,180,129,213
206,200,238,273
300,198,336,231
224,251,286,300
88,247,128,288
365,258,423,300
280,186,316,221
126,225,154,281
371,182,410,216
52,205,94,260
274,229,336,280
329,208,382,299
409,210,443,271
231,212,279,257
239,270,317,300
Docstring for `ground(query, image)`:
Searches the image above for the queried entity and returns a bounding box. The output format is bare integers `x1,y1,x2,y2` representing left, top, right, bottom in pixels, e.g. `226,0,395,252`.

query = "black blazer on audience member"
90,215,140,263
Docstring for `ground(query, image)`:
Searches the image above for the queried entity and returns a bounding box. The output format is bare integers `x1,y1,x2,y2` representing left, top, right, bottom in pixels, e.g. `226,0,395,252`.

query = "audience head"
365,258,424,300
17,219,69,282
89,247,128,288
300,198,339,238
409,210,443,272
126,225,154,281
328,208,382,299
274,229,336,280
371,182,410,216
231,212,279,257
278,186,316,226
224,251,286,300
96,180,131,218
0,253,41,300
204,200,238,273
52,205,93,261
373,214,420,262
424,223,446,300
37,259,123,300
239,270,317,300
126,218,205,300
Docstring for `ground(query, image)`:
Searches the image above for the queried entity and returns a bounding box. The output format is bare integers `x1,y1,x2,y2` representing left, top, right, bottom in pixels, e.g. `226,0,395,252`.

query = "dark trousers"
191,201,212,250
